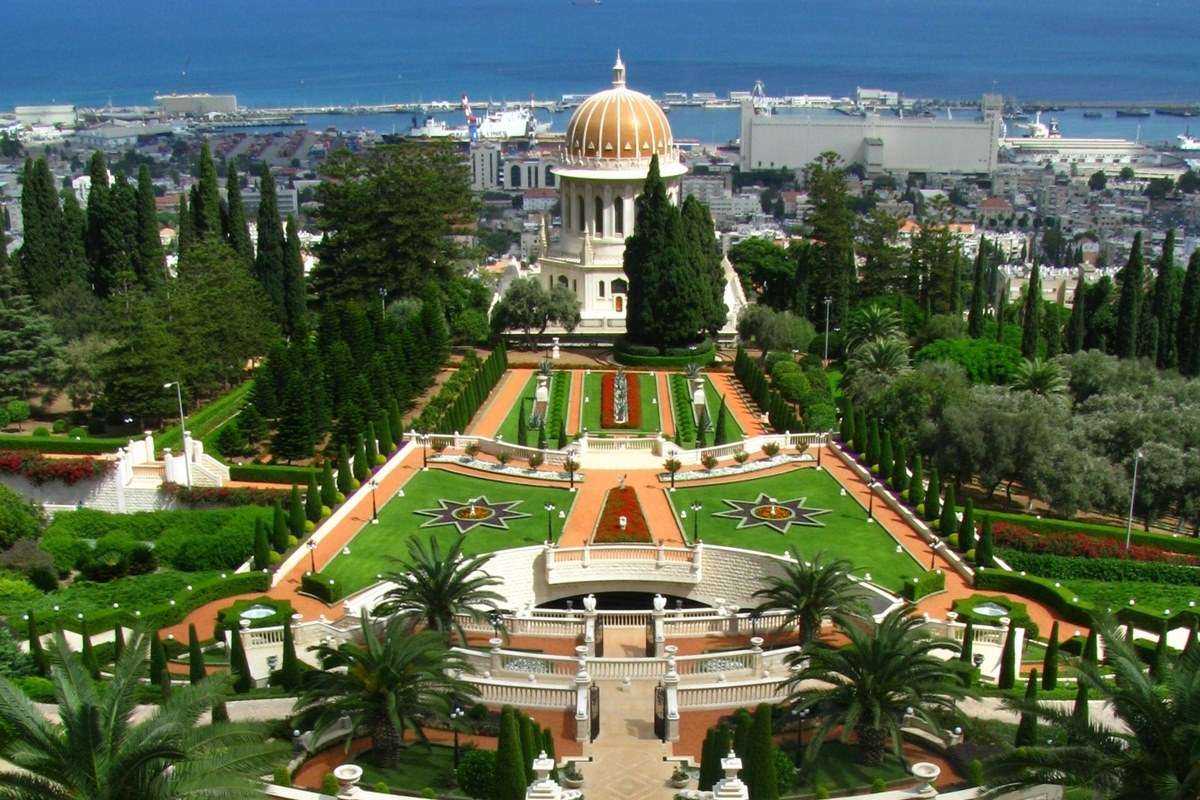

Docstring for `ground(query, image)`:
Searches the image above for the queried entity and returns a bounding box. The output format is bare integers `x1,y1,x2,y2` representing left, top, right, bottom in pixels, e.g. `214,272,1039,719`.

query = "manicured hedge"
300,572,344,604
668,374,698,444
951,593,1038,638
976,509,1200,557
997,548,1200,587
228,464,320,485
0,436,126,454
902,569,946,601
215,596,294,633
614,341,717,367
162,483,290,507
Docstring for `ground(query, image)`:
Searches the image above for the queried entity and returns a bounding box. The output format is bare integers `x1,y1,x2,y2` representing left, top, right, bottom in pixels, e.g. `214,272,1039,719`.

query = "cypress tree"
997,624,1017,689
26,613,46,677
211,700,230,723
389,397,404,441
280,616,301,691
959,620,974,666
714,396,729,445
967,240,987,337
193,142,222,240
365,421,380,465
852,409,867,454
272,369,315,462
958,498,976,551
353,434,369,482
977,518,995,567
1151,626,1170,682
1151,229,1180,369
938,483,957,534
159,666,172,703
321,460,339,506
1184,619,1198,657
149,633,166,686
878,429,893,481
520,714,538,782
557,418,567,449
732,708,753,760
253,163,286,321
176,190,194,256
908,457,925,507
253,522,272,573
336,445,354,495
865,417,879,469
925,467,941,522
1014,669,1039,746
83,152,111,276
376,413,395,455
112,625,125,662
698,728,718,791
494,707,527,800
1042,621,1060,689
1021,262,1041,359
272,501,289,552
224,160,253,264
517,399,528,447
80,623,100,679
305,473,323,521
289,484,306,538
1115,232,1145,358
134,164,164,287
187,624,205,685
1069,683,1089,743
838,405,852,443
230,626,253,693
540,728,558,781
1082,628,1099,665
282,215,307,337
1177,250,1200,376
891,439,907,492
744,704,779,800
1066,267,1087,353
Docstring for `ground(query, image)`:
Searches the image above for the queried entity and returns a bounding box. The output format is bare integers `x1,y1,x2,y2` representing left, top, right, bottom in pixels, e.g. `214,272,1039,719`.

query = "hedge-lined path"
820,445,1085,643
655,372,676,437
706,372,768,436
467,368,533,437
558,469,686,548
567,369,585,435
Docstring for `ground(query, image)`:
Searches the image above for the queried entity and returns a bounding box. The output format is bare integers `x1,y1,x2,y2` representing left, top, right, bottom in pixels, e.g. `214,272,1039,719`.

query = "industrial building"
155,93,238,116
739,95,1002,175
14,105,77,127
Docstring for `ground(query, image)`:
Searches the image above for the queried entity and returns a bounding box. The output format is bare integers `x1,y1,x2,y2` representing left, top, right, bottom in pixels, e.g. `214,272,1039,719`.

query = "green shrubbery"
614,337,717,367
997,548,1200,586
410,345,507,434
952,594,1039,638
902,570,946,601
301,572,344,603
977,509,1200,557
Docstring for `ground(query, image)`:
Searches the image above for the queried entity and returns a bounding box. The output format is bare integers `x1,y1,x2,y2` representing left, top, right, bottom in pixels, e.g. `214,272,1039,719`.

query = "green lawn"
320,471,576,593
580,372,661,434
666,469,923,592
494,372,571,444
1057,578,1200,616
351,745,464,797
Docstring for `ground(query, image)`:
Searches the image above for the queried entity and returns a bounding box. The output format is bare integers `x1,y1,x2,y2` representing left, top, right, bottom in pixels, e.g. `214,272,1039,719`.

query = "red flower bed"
591,486,654,544
992,520,1199,566
161,482,290,506
600,372,642,429
0,451,112,485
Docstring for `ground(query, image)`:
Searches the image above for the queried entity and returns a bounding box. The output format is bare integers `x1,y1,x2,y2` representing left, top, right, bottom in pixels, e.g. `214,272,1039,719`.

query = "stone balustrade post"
651,594,667,657
692,542,703,574
574,646,591,743
663,644,680,742
526,750,567,800
489,637,503,672
749,636,764,674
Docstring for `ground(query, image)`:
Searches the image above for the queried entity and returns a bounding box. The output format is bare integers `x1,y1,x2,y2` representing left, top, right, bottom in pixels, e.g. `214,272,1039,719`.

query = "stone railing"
676,675,790,709
545,542,701,585
662,609,793,638
462,675,577,709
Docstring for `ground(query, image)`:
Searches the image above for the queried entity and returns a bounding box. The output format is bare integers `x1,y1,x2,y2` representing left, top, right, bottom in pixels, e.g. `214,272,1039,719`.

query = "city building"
155,93,238,116
469,142,502,191
13,105,77,127
240,184,299,218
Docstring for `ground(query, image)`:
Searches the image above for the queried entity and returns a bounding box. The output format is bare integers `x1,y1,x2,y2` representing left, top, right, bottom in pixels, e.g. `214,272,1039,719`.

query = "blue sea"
2,0,1198,142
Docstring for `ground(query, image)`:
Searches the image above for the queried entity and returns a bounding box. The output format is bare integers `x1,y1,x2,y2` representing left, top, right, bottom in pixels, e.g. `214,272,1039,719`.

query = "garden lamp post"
378,286,387,315
929,539,941,570
567,448,577,490
163,381,191,487
306,539,317,574
545,502,556,543
823,296,833,363
793,707,810,765
689,501,702,542
867,481,878,521
450,705,465,767
369,478,379,524
1124,449,1144,552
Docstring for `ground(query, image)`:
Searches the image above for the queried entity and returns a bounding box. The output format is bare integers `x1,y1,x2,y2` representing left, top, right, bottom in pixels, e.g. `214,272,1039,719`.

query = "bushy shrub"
68,426,87,439
155,522,254,571
14,675,55,701
0,575,40,604
300,572,344,603
0,539,54,575
456,748,496,799
0,484,44,548
51,419,67,434
902,570,946,601
4,401,30,425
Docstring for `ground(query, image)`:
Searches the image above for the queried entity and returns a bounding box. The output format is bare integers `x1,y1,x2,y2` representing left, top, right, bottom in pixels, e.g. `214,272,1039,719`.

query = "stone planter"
670,774,690,789
561,773,584,789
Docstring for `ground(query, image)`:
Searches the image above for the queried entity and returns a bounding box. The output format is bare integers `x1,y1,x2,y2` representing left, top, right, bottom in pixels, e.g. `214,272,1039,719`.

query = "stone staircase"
578,680,679,800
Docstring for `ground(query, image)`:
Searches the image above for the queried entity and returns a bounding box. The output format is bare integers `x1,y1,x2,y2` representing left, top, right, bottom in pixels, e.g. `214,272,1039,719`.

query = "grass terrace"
580,371,661,434
319,470,576,594
667,468,923,593
667,374,744,447
495,371,571,444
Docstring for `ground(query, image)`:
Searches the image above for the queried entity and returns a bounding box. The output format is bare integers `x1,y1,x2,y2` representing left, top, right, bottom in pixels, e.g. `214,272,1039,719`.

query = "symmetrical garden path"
567,369,585,435
707,372,769,436
558,469,686,548
468,368,534,437
578,680,677,800
655,372,675,437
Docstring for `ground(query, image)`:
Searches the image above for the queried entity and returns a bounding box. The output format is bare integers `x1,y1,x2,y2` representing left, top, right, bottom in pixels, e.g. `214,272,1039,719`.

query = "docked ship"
407,115,466,140
1178,132,1200,151
408,98,551,141
1116,107,1152,117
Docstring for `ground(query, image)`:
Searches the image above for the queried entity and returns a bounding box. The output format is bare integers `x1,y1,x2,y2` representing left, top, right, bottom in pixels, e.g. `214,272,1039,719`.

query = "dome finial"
612,50,626,87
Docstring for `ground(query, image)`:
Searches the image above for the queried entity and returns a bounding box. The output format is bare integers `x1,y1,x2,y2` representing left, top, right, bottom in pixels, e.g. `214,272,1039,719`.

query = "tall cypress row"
254,163,286,321
1066,267,1087,353
744,704,779,800
997,624,1017,690
282,214,308,336
1178,250,1200,376
224,160,253,264
26,612,46,677
1014,669,1039,746
305,473,323,521
958,498,976,551
187,623,206,685
967,239,987,337
494,707,527,800
1042,621,1060,689
149,632,166,686
1151,229,1179,369
1021,262,1041,359
192,141,222,240
134,164,164,287
1115,232,1145,358
176,191,194,256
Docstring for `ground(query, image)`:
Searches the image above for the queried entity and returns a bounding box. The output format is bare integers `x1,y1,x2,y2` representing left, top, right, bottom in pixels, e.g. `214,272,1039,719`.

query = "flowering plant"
992,520,1198,566
592,486,653,544
0,451,112,485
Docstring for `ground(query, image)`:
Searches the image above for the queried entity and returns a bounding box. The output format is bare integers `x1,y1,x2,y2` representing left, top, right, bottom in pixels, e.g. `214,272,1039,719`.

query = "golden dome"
563,53,674,165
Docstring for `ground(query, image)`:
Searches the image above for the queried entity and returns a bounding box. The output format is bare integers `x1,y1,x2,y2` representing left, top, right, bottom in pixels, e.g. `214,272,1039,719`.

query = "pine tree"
1042,621,1060,689
80,623,100,679
253,515,272,573
254,163,286,322
280,616,301,691
1021,262,1041,359
977,518,995,567
224,160,253,264
353,434,369,482
272,501,289,553
1178,250,1200,376
997,624,1017,689
925,467,941,522
744,704,779,800
289,484,306,538
494,707,528,800
26,612,46,677
282,215,307,337
321,461,339,506
1115,232,1145,359
305,473,323,521
908,457,924,507
187,624,205,685
230,626,252,693
176,191,194,256
272,369,315,462
337,445,354,495
149,632,166,686
938,483,957,534
134,165,164,288
193,142,223,240
1014,669,1039,746
958,498,976,551
968,240,987,337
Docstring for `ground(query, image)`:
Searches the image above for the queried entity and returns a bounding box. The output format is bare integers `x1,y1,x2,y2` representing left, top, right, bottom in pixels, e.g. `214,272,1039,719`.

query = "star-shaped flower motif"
712,493,830,533
414,496,530,533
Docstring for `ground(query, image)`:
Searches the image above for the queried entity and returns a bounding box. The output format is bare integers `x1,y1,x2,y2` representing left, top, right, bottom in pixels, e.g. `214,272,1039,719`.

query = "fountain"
612,368,630,425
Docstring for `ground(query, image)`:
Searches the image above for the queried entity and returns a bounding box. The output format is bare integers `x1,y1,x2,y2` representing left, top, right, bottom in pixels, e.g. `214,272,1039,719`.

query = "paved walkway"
579,681,676,800
707,372,768,436
567,370,585,435
655,372,675,438
468,368,533,438
558,469,686,548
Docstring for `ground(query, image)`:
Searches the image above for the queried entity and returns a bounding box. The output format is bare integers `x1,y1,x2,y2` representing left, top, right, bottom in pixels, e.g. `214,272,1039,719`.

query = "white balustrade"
676,676,790,709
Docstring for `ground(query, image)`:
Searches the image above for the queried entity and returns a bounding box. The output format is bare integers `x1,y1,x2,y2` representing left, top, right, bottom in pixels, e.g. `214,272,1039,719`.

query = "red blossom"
0,451,112,485
992,520,1197,566
592,486,654,544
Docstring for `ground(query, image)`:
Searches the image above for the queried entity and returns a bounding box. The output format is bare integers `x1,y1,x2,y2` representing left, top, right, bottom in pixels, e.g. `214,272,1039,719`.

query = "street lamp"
369,478,380,524
544,502,556,543
867,481,878,521
689,501,702,543
792,707,810,765
378,287,387,315
567,448,577,490
1124,449,1144,552
306,539,317,574
421,433,429,470
450,705,466,767
163,381,191,487
823,296,833,363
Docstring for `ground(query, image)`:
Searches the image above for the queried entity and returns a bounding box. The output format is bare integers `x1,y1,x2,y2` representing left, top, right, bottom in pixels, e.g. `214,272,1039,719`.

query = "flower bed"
162,482,289,507
993,520,1199,566
600,372,642,430
0,451,112,485
591,486,653,544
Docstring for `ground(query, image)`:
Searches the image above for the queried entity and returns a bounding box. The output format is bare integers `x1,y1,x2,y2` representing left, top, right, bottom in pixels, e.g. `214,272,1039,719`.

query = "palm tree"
787,608,971,766
846,304,904,353
0,629,284,800
846,337,911,377
374,534,505,643
1012,358,1067,397
986,618,1200,799
753,551,868,645
295,611,476,767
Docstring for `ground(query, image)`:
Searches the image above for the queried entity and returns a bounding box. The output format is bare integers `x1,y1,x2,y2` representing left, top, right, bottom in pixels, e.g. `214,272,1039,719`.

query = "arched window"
594,196,604,236
558,275,569,288
545,168,556,187
598,281,606,298
614,198,624,235
611,278,628,295
510,165,521,188
614,295,624,312
576,195,584,231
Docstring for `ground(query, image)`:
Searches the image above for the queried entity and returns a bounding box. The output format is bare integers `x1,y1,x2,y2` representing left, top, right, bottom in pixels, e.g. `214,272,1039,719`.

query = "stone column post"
582,594,597,657
651,594,667,657
489,637,504,672
526,751,568,800
663,645,680,742
574,645,591,743
749,636,764,675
